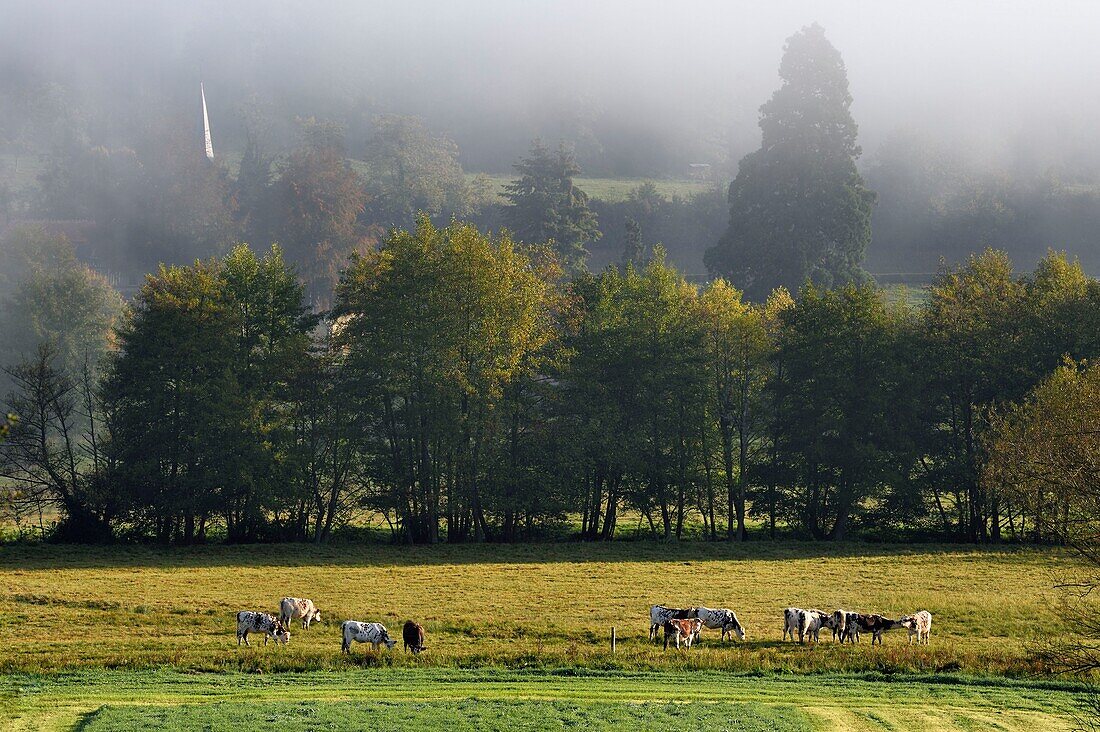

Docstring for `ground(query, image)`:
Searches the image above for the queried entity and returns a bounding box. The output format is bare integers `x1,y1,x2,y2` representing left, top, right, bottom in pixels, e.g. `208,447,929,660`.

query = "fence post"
611,626,616,654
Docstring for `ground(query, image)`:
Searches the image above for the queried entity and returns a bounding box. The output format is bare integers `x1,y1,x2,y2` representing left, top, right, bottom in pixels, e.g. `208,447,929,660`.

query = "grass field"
3,667,1090,731
465,173,719,203
0,541,1093,730
0,542,1080,676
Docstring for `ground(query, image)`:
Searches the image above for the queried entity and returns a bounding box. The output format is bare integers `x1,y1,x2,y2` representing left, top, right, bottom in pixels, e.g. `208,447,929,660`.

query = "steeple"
201,82,214,160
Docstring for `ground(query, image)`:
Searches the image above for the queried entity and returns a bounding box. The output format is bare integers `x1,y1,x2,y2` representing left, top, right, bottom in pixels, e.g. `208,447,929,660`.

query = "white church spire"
201,82,214,160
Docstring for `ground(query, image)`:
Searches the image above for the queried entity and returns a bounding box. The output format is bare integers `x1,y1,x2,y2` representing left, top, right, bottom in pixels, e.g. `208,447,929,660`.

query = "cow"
833,609,857,642
839,611,863,643
279,597,322,630
783,607,804,642
663,618,703,650
798,609,836,644
694,606,745,642
403,620,427,654
901,610,933,645
649,605,694,641
848,613,905,645
236,611,290,647
341,620,397,653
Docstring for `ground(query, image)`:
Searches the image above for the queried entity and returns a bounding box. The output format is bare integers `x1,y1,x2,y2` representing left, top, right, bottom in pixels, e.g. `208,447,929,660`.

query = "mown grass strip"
2,668,1093,731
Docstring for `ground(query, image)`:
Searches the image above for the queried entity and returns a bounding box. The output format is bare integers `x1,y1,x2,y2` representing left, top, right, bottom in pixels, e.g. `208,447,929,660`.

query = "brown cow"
403,620,427,654
663,618,703,650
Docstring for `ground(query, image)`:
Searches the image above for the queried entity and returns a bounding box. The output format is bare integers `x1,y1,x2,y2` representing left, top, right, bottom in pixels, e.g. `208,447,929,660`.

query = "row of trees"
3,218,1097,544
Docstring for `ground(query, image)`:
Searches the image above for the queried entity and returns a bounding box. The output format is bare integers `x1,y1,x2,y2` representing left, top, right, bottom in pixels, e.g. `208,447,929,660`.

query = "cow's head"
723,611,746,640
899,615,915,628
383,634,397,650
274,620,291,644
310,609,322,624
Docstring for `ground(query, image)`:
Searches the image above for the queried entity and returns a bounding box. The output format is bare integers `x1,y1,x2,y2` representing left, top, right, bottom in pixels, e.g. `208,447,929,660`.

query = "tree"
272,123,369,304
0,344,116,541
698,279,772,540
620,217,644,270
504,140,600,273
769,284,904,539
985,361,1100,688
235,129,275,246
104,259,247,543
918,250,1026,542
705,24,874,300
362,115,471,227
564,250,708,541
336,218,560,542
0,227,123,389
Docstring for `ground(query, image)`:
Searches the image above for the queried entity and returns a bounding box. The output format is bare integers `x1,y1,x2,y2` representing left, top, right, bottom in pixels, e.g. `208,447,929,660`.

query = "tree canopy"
503,140,600,273
705,24,874,300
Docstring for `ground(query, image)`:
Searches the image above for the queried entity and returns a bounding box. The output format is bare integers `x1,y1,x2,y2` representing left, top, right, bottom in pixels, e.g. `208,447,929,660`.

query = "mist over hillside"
4,0,1100,276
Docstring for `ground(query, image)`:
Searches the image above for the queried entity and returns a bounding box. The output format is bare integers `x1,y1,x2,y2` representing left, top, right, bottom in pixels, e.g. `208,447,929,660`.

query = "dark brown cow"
848,613,905,645
403,620,427,654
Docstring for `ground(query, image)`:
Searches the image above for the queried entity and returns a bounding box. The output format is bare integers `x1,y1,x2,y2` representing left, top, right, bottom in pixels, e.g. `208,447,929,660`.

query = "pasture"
0,542,1078,675
0,542,1090,730
465,173,719,203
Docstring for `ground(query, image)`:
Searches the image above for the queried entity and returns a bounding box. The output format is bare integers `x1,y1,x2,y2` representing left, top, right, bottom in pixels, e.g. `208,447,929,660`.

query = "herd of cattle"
234,597,932,653
650,605,933,649
235,597,426,654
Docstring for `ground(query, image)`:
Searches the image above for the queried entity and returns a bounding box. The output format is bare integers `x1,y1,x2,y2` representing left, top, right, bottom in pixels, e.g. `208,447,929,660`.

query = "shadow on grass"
0,541,1065,571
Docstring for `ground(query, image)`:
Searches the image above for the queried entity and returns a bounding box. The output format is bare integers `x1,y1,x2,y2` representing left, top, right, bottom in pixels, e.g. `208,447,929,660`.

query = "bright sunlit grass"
0,542,1079,675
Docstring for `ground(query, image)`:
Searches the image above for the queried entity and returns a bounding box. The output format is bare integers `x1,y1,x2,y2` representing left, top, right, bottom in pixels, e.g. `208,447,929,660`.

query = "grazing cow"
649,605,694,641
901,610,933,645
849,613,905,645
236,611,290,646
783,607,804,642
403,620,427,654
341,620,396,653
695,606,746,642
279,597,322,630
663,618,703,650
798,609,836,644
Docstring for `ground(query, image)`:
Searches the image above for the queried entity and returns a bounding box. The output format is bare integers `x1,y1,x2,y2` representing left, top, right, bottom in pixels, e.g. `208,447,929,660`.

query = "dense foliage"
2,220,1097,543
706,24,875,299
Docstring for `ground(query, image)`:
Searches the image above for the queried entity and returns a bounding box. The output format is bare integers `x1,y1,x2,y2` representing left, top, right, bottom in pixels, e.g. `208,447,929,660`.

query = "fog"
5,0,1100,176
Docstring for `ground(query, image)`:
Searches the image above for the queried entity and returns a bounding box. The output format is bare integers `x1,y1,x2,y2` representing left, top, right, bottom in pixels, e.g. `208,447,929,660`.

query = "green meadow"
0,542,1089,729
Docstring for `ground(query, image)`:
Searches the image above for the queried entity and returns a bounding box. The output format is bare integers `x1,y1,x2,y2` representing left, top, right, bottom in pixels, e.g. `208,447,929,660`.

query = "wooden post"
611,626,617,653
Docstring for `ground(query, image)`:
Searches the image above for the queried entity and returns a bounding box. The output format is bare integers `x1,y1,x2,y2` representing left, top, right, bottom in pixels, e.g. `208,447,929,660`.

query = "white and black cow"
839,611,862,643
848,613,905,645
901,610,932,645
798,609,836,644
279,597,322,630
783,607,804,642
341,620,397,653
832,609,851,642
695,606,746,641
236,610,290,646
649,605,694,641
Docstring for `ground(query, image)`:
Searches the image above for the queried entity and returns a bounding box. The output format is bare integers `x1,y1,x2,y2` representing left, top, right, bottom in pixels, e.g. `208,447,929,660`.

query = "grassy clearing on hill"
2,668,1089,731
0,542,1078,676
466,173,719,203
